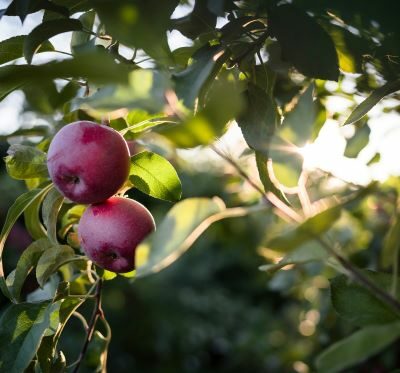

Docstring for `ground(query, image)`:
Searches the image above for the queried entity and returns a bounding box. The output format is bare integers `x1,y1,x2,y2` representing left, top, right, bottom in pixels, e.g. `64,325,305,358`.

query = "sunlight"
296,120,372,185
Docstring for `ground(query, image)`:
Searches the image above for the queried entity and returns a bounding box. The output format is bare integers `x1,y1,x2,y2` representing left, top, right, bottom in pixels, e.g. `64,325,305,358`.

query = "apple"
78,196,155,273
47,121,130,204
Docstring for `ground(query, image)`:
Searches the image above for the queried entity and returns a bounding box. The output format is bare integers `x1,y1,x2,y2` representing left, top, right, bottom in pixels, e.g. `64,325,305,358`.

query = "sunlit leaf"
24,19,82,63
24,192,47,240
260,241,327,273
328,25,369,74
281,84,316,147
77,69,169,113
266,205,342,252
162,77,243,147
344,79,400,125
268,84,316,187
130,151,182,202
331,271,400,327
255,151,288,204
236,83,279,156
59,204,86,238
42,188,64,244
36,245,75,288
315,322,400,373
344,124,370,158
4,144,48,180
136,197,226,277
0,301,58,373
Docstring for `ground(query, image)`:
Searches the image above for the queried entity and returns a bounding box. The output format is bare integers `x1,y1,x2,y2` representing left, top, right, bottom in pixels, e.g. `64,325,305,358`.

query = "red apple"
78,196,155,273
47,121,130,204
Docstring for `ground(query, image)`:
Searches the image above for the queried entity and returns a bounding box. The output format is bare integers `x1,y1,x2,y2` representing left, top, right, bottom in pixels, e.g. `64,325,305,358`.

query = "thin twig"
210,144,302,222
316,239,400,314
297,171,314,217
72,279,104,373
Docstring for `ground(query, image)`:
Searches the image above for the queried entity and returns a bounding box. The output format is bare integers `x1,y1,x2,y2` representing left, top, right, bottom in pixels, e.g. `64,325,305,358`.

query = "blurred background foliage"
1,0,400,372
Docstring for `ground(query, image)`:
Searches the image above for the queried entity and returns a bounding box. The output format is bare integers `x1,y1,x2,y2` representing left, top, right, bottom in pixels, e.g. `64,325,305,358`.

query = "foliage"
1,0,400,371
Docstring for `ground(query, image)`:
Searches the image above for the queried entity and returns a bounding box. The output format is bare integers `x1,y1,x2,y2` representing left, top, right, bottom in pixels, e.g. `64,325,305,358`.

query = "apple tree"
0,0,400,371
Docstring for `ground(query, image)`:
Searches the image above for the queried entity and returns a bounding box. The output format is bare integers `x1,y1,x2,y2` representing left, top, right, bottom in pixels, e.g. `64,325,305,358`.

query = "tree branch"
72,279,105,373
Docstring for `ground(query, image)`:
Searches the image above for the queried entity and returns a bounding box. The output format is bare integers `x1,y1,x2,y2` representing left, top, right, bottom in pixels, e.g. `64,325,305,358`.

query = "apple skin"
78,197,155,273
47,121,130,204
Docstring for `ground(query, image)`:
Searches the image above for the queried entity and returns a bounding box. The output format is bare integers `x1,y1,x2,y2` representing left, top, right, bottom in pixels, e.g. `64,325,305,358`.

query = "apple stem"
101,116,110,127
72,279,106,373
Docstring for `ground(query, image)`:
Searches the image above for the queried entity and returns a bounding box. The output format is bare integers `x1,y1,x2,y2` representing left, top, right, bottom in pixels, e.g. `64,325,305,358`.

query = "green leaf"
130,151,182,202
5,0,69,21
41,188,64,244
24,19,82,64
136,197,226,277
382,212,400,268
0,301,57,373
0,185,52,298
269,4,339,81
316,322,400,373
344,80,400,125
269,143,303,188
0,49,130,88
172,0,217,39
266,205,341,252
161,76,243,148
4,144,48,180
11,238,53,301
59,204,86,238
36,245,75,288
344,124,370,158
0,35,54,65
92,0,178,63
260,241,328,273
268,84,316,187
84,331,108,371
328,25,369,74
35,296,83,372
122,118,174,136
71,10,95,50
0,80,24,102
173,45,227,108
7,0,32,22
255,151,288,205
236,83,279,156
24,192,47,240
281,84,316,147
331,271,400,327
77,69,169,113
